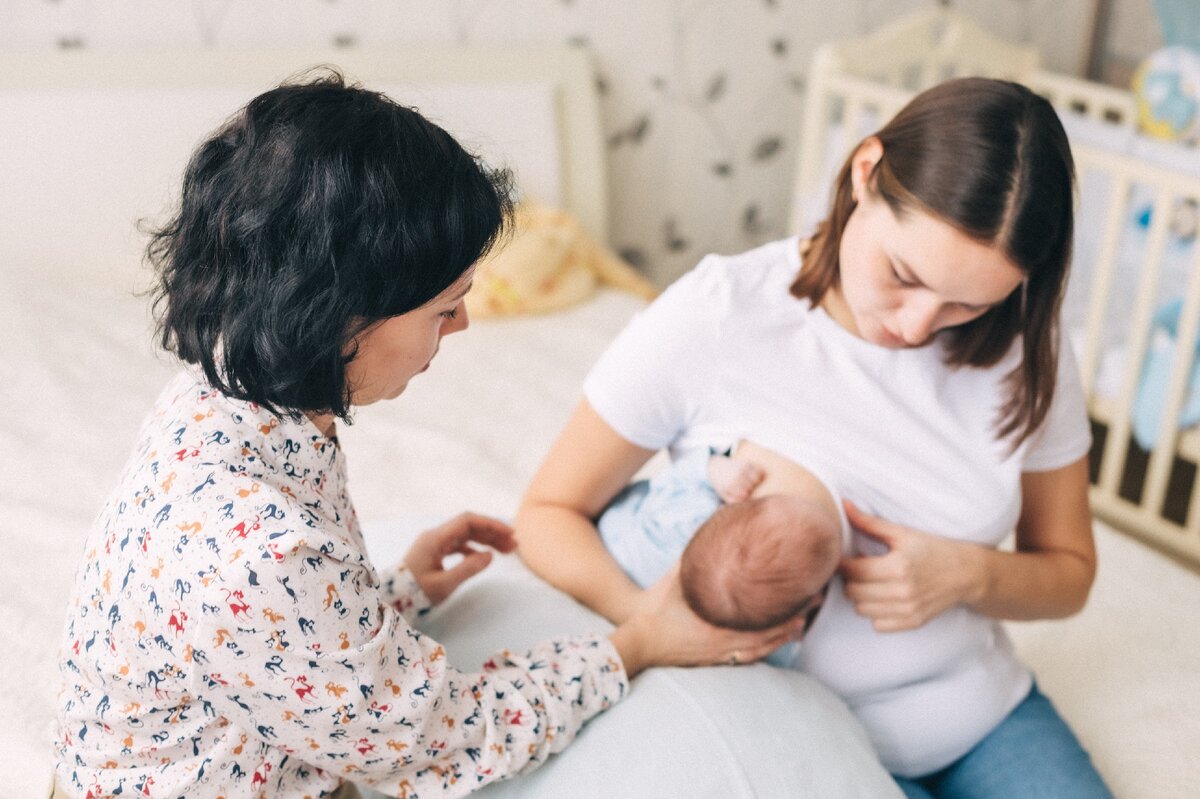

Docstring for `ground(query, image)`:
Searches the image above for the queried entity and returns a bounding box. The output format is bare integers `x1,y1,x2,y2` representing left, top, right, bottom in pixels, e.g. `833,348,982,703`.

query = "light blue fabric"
596,448,721,589
595,449,804,668
1132,297,1200,449
891,683,1114,798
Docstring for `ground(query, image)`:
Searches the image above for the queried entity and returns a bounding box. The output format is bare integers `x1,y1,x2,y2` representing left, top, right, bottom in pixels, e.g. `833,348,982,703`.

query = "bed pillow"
358,519,902,799
466,200,659,318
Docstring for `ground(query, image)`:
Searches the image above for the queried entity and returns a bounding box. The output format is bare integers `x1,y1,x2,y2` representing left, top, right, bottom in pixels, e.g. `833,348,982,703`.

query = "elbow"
1060,551,1098,618
512,493,560,549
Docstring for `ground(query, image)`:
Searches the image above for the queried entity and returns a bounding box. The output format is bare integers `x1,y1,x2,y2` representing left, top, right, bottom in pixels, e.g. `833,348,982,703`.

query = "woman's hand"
839,500,984,632
404,512,517,605
609,565,810,677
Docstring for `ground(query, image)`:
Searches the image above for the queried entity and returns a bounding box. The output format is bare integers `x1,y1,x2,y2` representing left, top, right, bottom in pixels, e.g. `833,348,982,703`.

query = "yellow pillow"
466,200,659,317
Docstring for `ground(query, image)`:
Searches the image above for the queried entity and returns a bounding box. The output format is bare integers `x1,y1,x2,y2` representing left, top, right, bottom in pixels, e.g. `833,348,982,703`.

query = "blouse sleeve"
193,536,628,796
1022,324,1093,472
583,255,726,450
379,565,433,624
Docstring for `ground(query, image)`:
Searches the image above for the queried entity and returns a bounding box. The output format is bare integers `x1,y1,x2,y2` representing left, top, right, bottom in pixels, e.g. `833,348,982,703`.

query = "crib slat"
795,50,835,205
1090,492,1200,565
843,96,865,142
1144,191,1199,516
1077,165,1130,400
1097,185,1174,497
1182,246,1200,537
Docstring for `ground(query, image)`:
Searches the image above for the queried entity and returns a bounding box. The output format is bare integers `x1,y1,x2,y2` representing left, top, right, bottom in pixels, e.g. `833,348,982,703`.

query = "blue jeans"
893,683,1114,799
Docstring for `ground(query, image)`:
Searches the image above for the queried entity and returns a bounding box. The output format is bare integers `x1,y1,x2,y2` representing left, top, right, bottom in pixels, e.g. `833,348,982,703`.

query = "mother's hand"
840,500,984,632
609,565,810,678
404,512,517,605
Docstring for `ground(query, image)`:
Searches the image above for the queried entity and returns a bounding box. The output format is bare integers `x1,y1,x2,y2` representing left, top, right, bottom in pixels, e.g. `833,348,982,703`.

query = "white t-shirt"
583,236,1091,777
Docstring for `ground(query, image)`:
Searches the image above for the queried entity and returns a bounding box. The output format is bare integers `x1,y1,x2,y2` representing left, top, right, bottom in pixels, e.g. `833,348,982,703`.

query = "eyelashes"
890,264,918,288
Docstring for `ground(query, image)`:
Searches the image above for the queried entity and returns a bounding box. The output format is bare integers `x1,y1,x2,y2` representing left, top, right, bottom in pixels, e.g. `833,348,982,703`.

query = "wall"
1099,0,1165,85
3,0,1113,284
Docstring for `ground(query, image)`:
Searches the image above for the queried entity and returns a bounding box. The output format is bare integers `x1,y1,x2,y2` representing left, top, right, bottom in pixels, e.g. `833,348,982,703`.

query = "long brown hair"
793,78,1075,448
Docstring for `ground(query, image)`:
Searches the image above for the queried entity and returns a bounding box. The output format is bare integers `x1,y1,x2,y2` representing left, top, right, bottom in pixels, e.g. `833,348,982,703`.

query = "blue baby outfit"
597,448,721,589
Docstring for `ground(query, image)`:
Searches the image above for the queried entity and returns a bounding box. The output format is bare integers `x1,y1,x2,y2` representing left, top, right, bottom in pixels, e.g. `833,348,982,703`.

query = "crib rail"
1076,141,1200,565
1025,71,1139,126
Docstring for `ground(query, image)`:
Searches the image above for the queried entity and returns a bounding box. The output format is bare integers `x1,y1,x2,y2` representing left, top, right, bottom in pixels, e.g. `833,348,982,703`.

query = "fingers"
443,548,494,584
705,612,809,666
860,610,922,633
842,578,911,603
839,552,905,584
422,550,495,604
843,499,895,543
728,461,766,502
436,512,517,554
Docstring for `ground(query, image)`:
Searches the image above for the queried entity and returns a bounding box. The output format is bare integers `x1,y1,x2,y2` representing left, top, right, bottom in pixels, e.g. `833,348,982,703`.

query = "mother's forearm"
965,546,1096,621
515,501,645,624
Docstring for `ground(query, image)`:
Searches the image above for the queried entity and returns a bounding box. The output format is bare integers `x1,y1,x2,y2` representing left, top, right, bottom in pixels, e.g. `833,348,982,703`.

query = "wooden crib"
789,7,1200,570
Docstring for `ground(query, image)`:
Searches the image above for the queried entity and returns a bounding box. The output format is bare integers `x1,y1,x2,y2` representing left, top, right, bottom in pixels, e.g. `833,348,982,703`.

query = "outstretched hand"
839,500,982,632
404,512,517,605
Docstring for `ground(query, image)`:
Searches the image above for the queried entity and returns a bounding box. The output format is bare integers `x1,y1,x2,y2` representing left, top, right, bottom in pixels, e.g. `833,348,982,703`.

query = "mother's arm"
515,399,656,624
840,456,1097,630
970,455,1097,619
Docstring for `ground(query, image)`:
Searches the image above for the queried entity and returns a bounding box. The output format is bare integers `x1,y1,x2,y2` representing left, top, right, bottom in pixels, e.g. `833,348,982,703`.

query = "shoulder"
136,371,364,554
672,236,802,311
1020,324,1091,470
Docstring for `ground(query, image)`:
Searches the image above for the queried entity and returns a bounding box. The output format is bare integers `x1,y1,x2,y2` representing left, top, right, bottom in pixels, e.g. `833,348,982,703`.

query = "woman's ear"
849,136,884,202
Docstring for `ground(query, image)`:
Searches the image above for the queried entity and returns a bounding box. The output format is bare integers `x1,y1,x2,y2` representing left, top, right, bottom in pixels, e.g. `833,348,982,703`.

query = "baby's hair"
679,495,840,631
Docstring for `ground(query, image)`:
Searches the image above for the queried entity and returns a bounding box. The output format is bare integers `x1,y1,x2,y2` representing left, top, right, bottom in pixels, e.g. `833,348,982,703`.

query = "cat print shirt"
54,370,628,799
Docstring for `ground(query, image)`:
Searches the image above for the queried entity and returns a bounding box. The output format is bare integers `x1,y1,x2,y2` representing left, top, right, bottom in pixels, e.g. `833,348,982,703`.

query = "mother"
51,72,801,799
516,78,1115,798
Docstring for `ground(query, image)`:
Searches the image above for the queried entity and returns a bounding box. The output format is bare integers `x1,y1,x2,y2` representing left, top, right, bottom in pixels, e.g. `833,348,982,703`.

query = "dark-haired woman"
51,74,804,799
516,78,1115,798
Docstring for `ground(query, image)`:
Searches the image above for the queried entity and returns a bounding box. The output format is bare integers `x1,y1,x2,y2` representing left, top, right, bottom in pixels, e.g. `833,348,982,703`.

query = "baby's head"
679,494,841,631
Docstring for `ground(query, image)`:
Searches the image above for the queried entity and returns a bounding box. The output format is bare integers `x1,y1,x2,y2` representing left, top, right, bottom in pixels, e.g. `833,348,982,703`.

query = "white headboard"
0,47,608,284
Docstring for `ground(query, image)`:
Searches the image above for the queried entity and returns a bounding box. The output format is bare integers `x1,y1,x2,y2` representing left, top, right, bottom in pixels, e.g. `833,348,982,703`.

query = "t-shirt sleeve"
584,256,725,451
1022,324,1093,472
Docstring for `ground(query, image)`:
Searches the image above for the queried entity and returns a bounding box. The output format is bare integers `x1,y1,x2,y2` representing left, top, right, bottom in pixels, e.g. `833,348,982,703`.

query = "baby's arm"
707,453,765,503
733,441,839,523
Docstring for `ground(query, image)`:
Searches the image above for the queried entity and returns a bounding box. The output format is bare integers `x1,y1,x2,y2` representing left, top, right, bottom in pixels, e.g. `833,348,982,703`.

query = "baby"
597,441,845,632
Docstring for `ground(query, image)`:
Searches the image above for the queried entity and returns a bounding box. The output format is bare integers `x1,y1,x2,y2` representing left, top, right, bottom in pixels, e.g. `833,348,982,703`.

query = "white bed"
2,35,1198,799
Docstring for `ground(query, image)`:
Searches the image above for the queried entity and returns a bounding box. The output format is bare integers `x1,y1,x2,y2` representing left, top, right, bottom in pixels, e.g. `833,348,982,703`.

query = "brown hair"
679,495,840,631
793,78,1075,447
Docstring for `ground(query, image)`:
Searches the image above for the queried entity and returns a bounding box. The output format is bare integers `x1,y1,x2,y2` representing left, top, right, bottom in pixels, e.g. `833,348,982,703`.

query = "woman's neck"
306,411,337,439
819,285,861,338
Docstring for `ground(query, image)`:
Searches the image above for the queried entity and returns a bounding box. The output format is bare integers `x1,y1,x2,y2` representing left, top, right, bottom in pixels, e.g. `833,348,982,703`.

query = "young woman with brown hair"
515,78,1115,798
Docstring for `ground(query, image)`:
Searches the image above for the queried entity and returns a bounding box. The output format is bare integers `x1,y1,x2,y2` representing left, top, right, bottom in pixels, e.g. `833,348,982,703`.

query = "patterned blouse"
54,370,628,799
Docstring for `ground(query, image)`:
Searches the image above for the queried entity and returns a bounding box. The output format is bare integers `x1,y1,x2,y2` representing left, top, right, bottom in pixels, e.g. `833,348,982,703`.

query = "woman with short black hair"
51,71,799,799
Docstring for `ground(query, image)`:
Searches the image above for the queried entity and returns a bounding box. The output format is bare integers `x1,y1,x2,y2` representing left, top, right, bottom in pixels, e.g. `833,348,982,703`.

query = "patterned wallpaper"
3,0,1103,284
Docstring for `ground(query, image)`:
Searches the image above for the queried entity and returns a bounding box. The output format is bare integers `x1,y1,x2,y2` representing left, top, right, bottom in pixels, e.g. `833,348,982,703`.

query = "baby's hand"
707,454,765,503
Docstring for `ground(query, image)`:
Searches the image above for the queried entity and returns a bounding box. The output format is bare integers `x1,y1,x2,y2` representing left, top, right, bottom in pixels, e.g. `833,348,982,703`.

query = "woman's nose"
899,296,941,345
444,303,469,336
